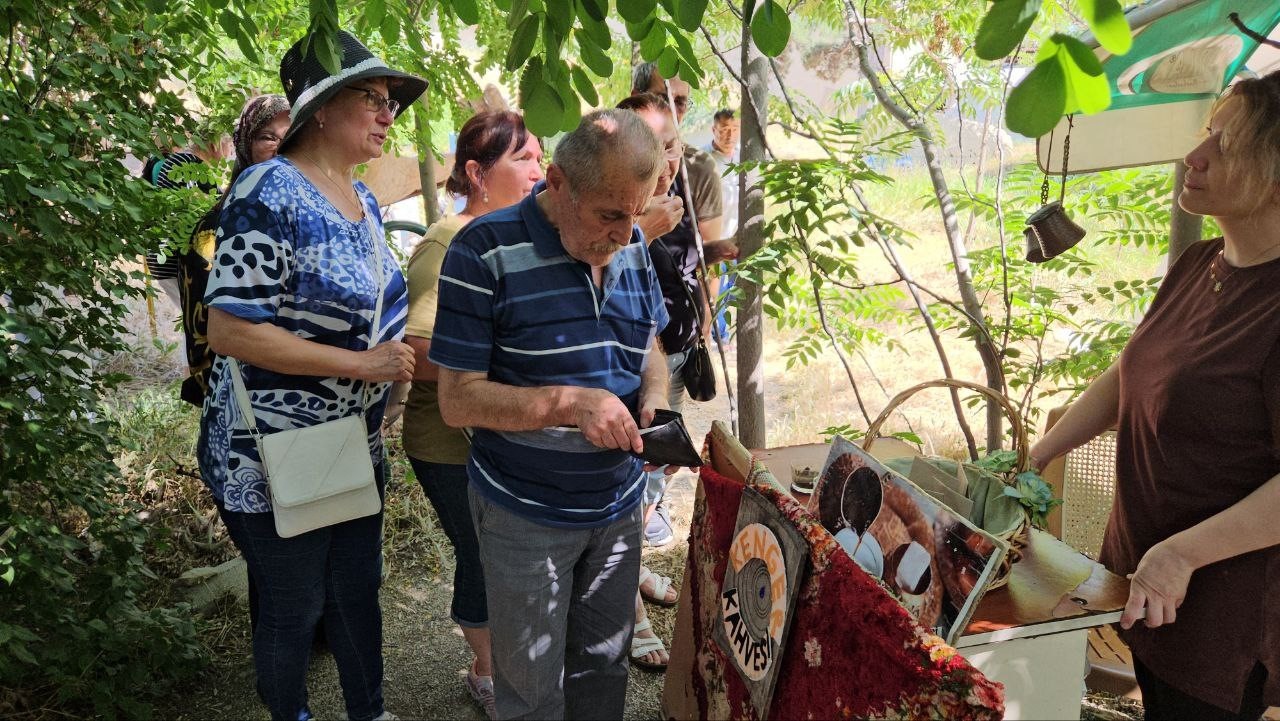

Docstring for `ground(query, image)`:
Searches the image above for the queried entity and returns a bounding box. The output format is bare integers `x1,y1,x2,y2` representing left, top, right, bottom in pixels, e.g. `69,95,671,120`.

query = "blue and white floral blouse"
198,156,408,513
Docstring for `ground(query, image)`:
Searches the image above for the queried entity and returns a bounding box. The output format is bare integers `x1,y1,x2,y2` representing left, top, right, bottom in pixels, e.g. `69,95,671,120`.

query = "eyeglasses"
252,133,281,147
663,139,684,161
345,87,400,116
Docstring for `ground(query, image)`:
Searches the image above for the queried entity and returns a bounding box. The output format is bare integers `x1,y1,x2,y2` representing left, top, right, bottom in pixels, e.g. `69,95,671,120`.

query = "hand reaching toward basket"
1120,539,1193,630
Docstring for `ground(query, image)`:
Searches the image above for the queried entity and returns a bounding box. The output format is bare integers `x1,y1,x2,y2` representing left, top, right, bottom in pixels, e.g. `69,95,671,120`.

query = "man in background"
630,63,736,547
705,108,740,343
142,134,230,308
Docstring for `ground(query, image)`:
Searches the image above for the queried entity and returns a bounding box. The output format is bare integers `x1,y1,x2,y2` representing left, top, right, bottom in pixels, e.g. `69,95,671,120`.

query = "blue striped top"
429,183,669,527
198,157,407,513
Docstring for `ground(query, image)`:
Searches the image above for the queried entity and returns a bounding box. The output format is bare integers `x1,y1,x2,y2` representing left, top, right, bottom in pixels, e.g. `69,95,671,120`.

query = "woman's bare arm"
1027,363,1121,469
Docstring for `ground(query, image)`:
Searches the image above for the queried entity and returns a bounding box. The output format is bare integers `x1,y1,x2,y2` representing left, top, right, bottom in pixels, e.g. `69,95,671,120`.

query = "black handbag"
678,273,717,402
682,337,717,402
635,409,703,467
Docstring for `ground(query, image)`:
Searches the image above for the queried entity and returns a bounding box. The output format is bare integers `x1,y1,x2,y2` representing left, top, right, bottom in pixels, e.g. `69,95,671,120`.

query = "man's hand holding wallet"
635,409,703,470
562,389,702,471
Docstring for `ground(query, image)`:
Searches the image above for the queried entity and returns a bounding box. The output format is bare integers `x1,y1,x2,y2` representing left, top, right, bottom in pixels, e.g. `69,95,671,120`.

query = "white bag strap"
228,213,389,437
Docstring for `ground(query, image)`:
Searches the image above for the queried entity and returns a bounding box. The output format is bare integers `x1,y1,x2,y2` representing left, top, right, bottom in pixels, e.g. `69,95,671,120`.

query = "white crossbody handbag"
226,220,387,538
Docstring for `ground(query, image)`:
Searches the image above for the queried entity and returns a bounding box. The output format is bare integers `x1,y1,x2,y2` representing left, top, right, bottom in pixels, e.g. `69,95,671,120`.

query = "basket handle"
861,379,1029,475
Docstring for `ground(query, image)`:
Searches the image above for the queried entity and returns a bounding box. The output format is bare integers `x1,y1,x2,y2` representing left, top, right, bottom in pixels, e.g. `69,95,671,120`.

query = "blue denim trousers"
408,457,487,627
469,486,642,720
644,348,688,505
219,464,387,721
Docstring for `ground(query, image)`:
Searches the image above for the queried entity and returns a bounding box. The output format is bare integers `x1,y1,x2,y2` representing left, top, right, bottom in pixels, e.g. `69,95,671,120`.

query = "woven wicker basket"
861,379,1031,590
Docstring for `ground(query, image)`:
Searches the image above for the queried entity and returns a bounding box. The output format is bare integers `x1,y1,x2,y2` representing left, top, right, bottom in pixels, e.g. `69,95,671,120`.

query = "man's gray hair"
553,109,662,193
631,62,659,94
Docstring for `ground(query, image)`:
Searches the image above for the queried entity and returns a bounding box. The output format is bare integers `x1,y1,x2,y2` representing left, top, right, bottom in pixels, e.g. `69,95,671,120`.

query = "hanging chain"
1039,126,1054,206
1059,114,1074,206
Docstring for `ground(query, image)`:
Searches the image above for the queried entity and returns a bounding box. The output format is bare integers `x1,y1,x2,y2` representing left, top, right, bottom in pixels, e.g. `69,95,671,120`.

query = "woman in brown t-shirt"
1031,73,1280,720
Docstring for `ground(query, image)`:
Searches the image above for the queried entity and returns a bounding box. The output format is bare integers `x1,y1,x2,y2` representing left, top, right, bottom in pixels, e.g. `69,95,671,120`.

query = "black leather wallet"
635,409,703,467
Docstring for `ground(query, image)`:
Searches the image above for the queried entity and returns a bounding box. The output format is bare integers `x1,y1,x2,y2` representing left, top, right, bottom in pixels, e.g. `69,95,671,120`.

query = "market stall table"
754,443,1134,721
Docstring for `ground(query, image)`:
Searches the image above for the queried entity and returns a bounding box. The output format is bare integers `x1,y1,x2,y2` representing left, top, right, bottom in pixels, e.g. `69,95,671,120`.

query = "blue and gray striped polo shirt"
429,183,669,528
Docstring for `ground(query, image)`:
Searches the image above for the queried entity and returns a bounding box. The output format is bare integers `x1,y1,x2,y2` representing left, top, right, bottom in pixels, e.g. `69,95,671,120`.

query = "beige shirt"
684,146,723,223
402,215,471,465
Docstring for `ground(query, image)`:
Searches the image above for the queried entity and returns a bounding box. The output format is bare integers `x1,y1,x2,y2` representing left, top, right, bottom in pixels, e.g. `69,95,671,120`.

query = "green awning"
1038,0,1280,173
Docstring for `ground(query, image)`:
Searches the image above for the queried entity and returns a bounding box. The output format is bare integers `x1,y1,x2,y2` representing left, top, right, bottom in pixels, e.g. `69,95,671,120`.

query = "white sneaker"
466,669,498,720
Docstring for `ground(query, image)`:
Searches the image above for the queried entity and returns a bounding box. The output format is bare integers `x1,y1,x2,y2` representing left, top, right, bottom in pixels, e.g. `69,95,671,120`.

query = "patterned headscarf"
230,94,290,183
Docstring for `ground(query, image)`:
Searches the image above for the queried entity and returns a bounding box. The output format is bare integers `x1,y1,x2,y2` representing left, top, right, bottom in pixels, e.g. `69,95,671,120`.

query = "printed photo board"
807,436,1009,644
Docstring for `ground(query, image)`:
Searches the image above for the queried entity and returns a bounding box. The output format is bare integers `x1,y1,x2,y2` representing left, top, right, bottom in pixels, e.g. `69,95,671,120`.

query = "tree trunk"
736,2,768,449
845,2,1003,455
917,137,1004,453
1169,161,1202,264
414,105,440,226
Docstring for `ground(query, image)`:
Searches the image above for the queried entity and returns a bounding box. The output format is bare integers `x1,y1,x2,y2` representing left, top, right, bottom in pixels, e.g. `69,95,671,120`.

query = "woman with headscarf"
179,93,291,408
198,31,425,721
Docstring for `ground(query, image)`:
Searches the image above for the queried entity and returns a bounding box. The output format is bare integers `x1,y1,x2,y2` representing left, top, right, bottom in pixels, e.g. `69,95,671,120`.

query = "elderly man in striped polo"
431,109,671,720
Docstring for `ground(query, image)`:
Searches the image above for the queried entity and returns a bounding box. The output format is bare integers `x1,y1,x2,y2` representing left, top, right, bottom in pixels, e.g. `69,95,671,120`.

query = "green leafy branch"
975,0,1133,137
294,0,792,137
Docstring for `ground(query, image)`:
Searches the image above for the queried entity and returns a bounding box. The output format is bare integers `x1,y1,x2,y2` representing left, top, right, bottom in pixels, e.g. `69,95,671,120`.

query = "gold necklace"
1208,241,1280,292
295,151,362,215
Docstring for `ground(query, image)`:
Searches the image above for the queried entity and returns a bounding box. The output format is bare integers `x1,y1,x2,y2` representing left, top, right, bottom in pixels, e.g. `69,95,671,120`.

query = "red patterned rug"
677,463,1004,720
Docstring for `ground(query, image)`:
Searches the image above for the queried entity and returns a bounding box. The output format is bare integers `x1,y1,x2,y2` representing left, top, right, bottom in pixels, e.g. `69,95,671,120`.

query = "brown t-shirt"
1102,238,1280,710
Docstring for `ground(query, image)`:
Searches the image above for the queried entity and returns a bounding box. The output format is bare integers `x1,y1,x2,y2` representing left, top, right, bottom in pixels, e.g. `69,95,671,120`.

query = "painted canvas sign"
713,487,806,717
807,436,1009,643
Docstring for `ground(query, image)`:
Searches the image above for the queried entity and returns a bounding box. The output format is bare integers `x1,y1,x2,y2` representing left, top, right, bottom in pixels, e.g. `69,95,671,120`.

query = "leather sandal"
639,567,678,607
630,618,668,672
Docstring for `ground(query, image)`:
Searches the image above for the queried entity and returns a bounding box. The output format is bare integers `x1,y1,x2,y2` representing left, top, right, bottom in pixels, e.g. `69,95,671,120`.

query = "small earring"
483,191,490,203
318,120,324,129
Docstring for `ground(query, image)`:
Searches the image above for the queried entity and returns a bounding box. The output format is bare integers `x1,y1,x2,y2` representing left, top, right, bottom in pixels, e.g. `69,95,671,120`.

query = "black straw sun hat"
278,30,427,149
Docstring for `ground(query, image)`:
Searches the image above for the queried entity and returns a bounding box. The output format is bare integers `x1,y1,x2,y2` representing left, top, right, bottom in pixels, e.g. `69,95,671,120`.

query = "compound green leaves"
975,0,1041,61
976,0,1133,137
1078,0,1131,55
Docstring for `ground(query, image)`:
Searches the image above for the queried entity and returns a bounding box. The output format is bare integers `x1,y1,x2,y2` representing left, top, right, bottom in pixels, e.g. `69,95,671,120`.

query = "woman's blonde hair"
1209,71,1280,208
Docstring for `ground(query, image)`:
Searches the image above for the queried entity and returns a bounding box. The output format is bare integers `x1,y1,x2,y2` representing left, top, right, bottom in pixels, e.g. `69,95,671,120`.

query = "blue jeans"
219,464,387,721
469,486,642,720
645,349,688,506
408,458,487,627
714,264,735,341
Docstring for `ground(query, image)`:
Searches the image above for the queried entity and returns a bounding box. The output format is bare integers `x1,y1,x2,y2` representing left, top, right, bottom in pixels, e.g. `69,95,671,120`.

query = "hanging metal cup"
1023,201,1085,263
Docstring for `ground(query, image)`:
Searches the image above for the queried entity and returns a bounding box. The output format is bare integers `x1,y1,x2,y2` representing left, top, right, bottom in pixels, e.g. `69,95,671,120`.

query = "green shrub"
0,2,222,716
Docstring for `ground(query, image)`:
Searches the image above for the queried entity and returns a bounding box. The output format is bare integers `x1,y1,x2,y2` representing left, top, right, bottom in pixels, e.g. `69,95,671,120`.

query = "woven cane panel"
1062,431,1118,558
